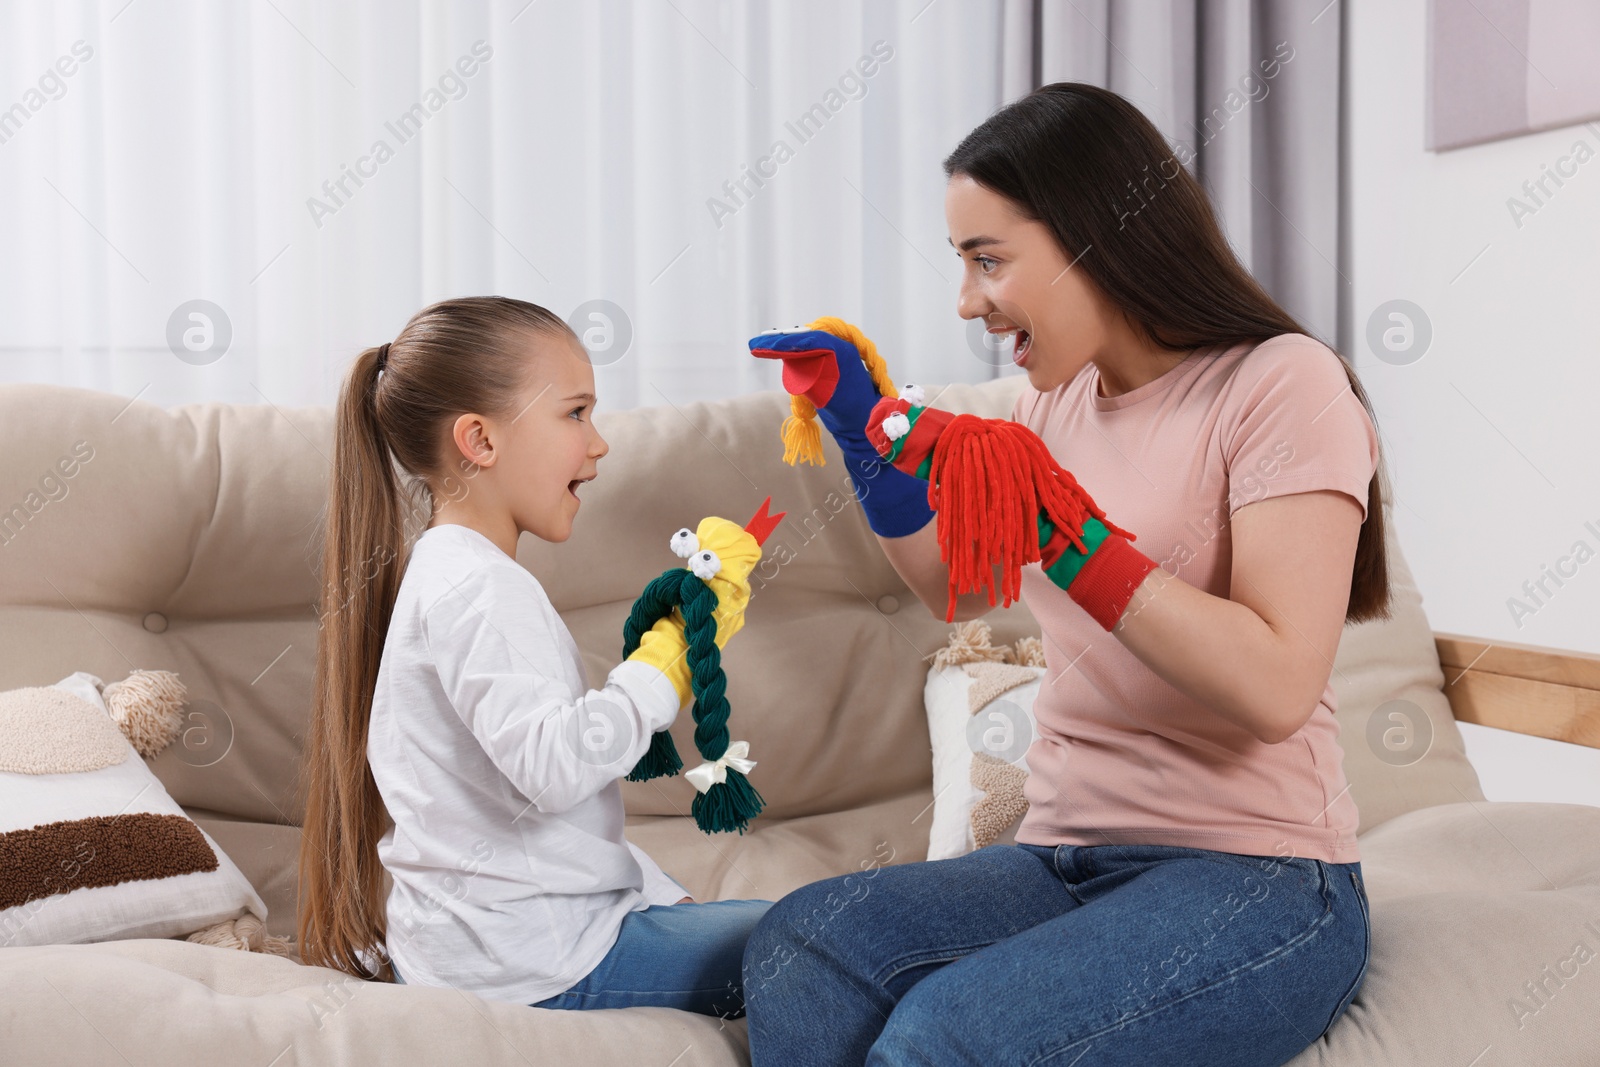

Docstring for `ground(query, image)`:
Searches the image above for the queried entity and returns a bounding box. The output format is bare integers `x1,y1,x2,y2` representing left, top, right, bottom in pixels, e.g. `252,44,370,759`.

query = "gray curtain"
1002,0,1345,350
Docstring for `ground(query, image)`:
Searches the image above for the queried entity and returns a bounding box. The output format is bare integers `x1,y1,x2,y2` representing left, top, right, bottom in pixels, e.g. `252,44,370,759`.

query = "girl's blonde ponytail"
298,343,407,980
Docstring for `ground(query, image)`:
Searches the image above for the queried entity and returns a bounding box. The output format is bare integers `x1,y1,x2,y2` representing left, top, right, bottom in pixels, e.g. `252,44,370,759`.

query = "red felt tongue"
750,347,839,407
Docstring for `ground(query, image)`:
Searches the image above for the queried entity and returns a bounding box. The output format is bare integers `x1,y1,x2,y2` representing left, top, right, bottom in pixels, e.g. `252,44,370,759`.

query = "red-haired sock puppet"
864,395,1161,628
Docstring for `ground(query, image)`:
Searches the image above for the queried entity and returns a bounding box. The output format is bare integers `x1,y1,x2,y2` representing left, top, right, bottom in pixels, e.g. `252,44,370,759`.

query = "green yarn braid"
623,568,691,783
622,566,767,835
677,575,767,835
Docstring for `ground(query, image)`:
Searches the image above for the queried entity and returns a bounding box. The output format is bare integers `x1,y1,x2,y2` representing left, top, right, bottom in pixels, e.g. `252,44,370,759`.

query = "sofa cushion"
1327,502,1485,833
0,936,753,1066
0,386,331,827
1286,801,1600,1066
5,799,1596,1067
186,809,304,941
624,789,938,904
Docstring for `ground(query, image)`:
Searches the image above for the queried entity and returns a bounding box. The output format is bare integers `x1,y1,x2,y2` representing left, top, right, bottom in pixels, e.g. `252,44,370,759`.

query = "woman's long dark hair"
945,82,1390,624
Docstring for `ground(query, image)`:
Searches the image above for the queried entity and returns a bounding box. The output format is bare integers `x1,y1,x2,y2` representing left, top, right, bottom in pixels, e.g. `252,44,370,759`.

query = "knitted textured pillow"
0,671,278,952
923,622,1045,861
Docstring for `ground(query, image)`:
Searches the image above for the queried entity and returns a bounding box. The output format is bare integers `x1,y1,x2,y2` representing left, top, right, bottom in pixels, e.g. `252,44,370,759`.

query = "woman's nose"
956,272,989,322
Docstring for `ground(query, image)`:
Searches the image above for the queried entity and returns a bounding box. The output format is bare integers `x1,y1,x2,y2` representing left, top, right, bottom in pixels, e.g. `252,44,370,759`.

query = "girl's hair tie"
375,342,390,371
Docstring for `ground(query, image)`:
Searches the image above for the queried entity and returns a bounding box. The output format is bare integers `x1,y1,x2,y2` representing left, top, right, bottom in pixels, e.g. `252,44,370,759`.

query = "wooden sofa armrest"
1434,631,1600,750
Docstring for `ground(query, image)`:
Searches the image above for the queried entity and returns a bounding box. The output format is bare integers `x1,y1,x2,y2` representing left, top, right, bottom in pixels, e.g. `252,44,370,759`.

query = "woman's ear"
450,411,497,468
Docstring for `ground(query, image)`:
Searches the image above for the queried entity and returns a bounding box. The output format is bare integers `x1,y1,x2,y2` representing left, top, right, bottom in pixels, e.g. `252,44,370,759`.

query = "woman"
741,83,1380,1066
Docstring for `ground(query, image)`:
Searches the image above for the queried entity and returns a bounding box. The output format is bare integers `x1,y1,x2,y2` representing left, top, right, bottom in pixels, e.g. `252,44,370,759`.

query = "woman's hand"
867,395,1156,629
749,320,935,538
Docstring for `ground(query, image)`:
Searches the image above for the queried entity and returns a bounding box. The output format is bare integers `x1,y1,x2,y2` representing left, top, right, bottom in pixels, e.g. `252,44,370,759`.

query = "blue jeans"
392,900,772,1014
526,899,772,1015
743,842,1371,1066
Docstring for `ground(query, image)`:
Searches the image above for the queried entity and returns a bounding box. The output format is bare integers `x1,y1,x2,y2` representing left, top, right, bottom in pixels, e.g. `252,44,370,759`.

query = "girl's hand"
638,501,780,708
626,616,695,708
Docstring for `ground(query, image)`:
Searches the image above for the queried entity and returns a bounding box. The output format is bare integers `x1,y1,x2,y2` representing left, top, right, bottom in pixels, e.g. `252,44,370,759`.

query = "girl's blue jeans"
742,842,1371,1066
391,899,772,1017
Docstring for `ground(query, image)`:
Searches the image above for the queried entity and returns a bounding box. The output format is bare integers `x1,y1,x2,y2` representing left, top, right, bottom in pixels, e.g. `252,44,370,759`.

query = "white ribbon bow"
683,740,757,794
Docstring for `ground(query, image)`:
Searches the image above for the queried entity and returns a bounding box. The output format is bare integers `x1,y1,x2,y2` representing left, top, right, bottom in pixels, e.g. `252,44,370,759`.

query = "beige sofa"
2,376,1598,1066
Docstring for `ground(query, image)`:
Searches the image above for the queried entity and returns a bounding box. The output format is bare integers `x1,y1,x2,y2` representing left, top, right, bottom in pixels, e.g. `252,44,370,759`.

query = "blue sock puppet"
749,317,935,539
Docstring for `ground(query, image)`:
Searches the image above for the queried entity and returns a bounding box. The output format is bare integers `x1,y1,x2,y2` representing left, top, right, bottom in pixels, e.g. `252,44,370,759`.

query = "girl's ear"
450,411,497,468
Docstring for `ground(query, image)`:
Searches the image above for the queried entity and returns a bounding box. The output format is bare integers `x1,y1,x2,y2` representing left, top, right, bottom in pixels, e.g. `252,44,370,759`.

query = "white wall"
1347,0,1600,658
1459,722,1600,809
1347,0,1599,806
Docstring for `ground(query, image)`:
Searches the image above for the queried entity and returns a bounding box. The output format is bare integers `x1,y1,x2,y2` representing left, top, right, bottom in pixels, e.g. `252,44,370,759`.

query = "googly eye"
669,528,699,558
881,411,912,442
689,549,723,580
900,383,926,406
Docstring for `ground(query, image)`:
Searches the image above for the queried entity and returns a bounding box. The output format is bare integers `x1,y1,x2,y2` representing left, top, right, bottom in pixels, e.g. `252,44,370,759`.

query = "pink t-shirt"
1010,333,1378,864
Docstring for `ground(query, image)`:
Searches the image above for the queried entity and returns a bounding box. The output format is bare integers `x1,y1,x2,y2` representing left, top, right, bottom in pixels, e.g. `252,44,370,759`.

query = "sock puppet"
749,319,1159,630
749,317,935,538
622,497,786,835
865,394,1159,628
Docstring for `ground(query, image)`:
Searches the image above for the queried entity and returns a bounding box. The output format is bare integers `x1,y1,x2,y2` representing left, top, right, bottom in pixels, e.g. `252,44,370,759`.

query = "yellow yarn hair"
780,317,899,466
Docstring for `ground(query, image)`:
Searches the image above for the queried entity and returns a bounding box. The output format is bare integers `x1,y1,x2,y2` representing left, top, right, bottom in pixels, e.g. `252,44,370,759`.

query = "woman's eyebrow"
950,235,1003,252
562,392,596,403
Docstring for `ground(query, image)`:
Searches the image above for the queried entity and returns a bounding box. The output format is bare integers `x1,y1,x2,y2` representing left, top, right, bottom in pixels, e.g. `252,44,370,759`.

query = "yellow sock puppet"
623,497,785,834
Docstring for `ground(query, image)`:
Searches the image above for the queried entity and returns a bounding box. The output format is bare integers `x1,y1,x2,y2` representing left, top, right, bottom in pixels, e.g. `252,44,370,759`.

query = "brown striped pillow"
0,673,268,947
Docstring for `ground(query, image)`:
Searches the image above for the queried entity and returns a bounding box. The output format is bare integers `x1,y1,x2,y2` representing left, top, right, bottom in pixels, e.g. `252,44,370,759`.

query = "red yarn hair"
926,415,1136,621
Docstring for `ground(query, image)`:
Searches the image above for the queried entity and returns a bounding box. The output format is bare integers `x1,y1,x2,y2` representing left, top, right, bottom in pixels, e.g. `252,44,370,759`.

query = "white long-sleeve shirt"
366,522,689,1004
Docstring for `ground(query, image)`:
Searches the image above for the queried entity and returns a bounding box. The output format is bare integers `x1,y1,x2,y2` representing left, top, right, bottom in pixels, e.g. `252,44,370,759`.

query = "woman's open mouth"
568,476,594,500
989,326,1032,367
1013,329,1032,366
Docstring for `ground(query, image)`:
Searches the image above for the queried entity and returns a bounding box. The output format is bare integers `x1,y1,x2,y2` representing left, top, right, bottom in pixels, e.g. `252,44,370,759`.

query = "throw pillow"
924,621,1044,861
0,670,283,953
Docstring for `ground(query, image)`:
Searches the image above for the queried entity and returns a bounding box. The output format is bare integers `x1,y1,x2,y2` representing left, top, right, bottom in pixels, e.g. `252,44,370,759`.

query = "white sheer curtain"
1,1,1339,411
0,0,1029,410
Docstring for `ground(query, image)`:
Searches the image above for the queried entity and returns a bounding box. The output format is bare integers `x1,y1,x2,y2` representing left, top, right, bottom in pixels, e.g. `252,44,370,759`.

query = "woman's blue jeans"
742,842,1371,1066
392,899,772,1017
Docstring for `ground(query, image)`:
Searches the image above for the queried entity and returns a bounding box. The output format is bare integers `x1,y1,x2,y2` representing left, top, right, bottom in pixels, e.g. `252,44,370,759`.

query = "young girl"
297,296,770,1015
743,85,1379,1064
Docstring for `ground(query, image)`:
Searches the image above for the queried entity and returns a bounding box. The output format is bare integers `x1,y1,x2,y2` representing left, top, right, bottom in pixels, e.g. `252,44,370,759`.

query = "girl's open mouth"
568,476,593,500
